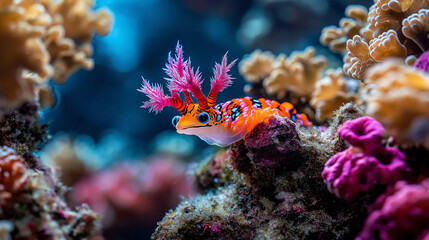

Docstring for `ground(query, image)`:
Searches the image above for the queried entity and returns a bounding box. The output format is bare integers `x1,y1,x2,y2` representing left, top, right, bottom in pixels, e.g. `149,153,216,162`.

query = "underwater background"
1,0,429,239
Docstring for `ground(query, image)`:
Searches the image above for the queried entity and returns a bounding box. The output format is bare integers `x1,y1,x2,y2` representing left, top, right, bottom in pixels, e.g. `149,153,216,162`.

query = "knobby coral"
0,0,112,110
323,0,429,81
310,68,359,122
361,60,429,149
322,117,408,200
320,5,370,53
239,47,327,120
357,179,429,240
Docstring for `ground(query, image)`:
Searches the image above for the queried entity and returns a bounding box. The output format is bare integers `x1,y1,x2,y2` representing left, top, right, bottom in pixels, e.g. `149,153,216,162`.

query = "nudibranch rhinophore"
139,43,312,147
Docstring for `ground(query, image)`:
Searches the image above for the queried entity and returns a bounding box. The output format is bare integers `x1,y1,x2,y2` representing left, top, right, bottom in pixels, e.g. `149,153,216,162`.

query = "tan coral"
0,146,28,201
0,0,112,109
344,30,407,81
402,9,429,52
42,0,112,84
320,5,370,53
239,49,275,83
0,0,52,109
361,60,429,148
263,47,327,100
310,68,359,122
368,0,429,38
369,29,407,61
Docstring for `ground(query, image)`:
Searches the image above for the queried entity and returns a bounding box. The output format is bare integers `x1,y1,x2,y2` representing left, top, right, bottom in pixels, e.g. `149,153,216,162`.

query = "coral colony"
1,0,429,239
142,1,429,239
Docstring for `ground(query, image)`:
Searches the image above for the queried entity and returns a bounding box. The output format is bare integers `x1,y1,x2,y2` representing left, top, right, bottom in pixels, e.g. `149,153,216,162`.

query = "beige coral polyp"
239,50,275,83
361,60,429,149
402,9,429,51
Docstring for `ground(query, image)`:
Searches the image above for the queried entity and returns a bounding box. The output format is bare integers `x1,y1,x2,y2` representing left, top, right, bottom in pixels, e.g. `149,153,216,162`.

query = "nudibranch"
139,43,312,147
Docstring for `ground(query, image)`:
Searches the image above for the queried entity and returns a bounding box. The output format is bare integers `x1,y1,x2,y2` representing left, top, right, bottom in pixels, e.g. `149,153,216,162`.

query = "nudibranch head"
175,104,218,132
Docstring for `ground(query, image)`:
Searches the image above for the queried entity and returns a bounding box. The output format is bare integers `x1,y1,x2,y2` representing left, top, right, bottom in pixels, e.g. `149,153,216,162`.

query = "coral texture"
154,104,370,239
415,50,429,72
320,5,370,53
0,0,112,109
323,0,429,81
0,102,48,166
0,146,102,239
310,68,359,122
239,47,327,121
322,117,408,200
357,180,429,240
71,157,195,227
361,60,429,149
0,147,28,201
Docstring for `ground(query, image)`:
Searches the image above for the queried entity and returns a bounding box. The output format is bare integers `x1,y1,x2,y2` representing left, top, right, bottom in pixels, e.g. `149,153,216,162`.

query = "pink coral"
415,51,429,72
338,116,384,153
71,157,195,226
357,179,429,240
322,117,408,200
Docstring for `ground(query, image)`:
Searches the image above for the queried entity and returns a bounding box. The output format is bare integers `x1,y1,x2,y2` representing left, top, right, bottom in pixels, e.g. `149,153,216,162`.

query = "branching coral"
361,60,429,149
357,180,429,240
344,30,407,80
239,47,327,120
238,49,275,83
402,9,429,52
0,0,112,109
367,0,429,39
320,5,371,53
310,68,359,122
322,0,429,81
322,117,408,200
0,146,102,239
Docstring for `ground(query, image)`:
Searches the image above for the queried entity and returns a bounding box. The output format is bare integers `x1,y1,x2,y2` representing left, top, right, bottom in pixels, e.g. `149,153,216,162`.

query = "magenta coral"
415,51,429,72
357,180,429,240
338,116,384,153
322,117,408,200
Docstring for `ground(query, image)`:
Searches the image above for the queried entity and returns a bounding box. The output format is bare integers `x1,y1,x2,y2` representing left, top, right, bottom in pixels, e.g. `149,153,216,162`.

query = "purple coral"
415,51,429,72
322,117,408,200
357,180,429,240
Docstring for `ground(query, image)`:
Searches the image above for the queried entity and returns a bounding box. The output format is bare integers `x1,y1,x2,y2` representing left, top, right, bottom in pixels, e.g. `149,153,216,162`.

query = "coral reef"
239,47,327,120
0,146,102,239
0,102,48,167
320,5,370,53
357,180,429,240
153,104,373,239
322,117,408,200
71,157,195,228
0,0,112,109
361,60,429,149
310,68,359,122
194,149,235,193
321,1,429,81
415,50,429,72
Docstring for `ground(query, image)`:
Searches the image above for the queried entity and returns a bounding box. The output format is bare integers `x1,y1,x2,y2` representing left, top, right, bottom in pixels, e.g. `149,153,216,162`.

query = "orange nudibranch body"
174,96,312,146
